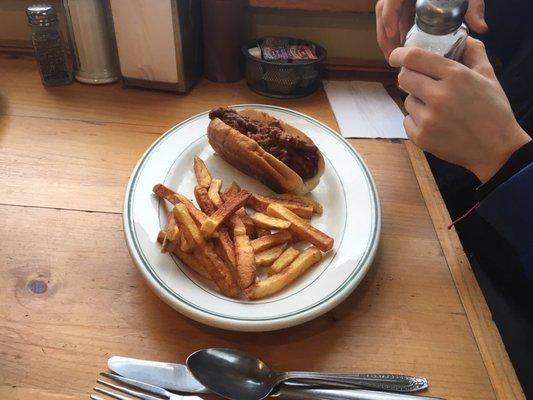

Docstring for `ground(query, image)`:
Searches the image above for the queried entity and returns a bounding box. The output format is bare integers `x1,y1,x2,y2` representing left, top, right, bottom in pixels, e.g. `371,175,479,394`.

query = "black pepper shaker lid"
26,4,58,26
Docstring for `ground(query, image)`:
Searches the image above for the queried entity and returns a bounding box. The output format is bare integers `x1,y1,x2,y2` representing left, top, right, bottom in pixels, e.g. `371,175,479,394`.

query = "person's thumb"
464,0,488,34
462,37,494,78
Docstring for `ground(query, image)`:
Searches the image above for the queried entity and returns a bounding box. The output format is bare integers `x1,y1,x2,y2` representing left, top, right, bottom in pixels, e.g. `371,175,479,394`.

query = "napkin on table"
323,80,407,139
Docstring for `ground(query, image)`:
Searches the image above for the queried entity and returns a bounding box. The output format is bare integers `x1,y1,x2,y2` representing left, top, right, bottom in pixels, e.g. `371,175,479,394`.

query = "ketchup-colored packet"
288,45,317,60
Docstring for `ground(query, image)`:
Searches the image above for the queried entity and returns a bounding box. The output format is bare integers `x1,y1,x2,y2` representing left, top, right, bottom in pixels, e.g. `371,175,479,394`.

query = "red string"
447,202,480,230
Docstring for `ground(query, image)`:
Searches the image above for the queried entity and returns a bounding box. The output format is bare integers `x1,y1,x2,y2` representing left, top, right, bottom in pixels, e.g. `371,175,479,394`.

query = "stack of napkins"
323,80,407,139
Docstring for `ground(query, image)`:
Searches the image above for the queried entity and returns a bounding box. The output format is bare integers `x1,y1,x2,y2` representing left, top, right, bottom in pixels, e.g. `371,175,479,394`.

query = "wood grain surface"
0,53,523,399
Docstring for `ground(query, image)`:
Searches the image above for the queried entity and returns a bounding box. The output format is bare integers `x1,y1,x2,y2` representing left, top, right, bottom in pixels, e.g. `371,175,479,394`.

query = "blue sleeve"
476,163,533,279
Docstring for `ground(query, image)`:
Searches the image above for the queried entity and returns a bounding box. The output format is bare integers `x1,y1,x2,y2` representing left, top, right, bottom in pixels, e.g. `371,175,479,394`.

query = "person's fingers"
398,68,438,104
376,2,397,61
465,0,488,34
382,0,404,38
461,37,495,78
404,94,426,125
398,1,415,44
390,47,456,79
377,22,396,61
403,115,421,144
404,114,431,151
397,68,438,103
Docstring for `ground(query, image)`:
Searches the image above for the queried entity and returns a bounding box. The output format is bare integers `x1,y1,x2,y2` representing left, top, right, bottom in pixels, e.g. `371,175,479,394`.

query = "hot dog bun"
207,109,324,194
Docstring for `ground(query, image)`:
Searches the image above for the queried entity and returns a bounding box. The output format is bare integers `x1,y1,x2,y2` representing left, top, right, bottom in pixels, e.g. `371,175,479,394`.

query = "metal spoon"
186,348,429,400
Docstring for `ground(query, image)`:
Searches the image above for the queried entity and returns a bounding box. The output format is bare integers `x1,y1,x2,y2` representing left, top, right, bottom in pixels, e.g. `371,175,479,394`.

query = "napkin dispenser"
108,0,202,92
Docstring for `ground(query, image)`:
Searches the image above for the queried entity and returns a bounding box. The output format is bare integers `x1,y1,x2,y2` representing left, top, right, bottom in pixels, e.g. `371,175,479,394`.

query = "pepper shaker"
26,4,73,86
404,0,469,60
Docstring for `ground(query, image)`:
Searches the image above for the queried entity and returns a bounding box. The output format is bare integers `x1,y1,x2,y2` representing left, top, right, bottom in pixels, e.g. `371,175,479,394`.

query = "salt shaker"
404,0,468,60
26,4,72,86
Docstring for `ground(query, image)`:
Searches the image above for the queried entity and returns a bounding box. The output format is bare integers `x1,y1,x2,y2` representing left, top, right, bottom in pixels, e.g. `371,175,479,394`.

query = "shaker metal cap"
26,4,58,26
415,0,468,35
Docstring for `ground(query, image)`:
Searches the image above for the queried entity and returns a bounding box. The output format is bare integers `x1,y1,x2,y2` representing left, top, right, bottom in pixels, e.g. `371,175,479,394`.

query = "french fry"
157,230,167,244
214,228,236,268
266,204,333,252
255,243,287,267
174,248,212,280
256,228,270,237
245,246,322,299
193,156,212,189
179,230,194,253
165,215,180,242
272,194,323,214
266,198,314,218
247,193,274,213
208,179,223,208
227,214,247,237
234,234,257,289
214,241,235,273
213,243,227,265
250,230,292,252
268,246,301,275
153,184,207,226
194,186,216,215
201,190,251,237
173,204,205,247
248,193,313,219
250,212,291,230
222,181,240,198
222,185,256,238
195,243,241,297
161,213,180,253
157,230,210,279
237,208,257,238
268,200,313,219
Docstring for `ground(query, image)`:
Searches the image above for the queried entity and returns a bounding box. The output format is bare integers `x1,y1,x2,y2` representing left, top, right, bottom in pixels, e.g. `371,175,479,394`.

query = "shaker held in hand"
404,0,468,60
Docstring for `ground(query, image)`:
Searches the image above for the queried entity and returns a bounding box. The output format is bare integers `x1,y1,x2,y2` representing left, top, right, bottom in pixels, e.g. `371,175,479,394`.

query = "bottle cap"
26,4,58,26
415,0,468,35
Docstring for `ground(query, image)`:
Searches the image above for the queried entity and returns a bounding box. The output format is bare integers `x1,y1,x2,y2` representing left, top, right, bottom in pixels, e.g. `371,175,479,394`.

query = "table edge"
404,141,525,400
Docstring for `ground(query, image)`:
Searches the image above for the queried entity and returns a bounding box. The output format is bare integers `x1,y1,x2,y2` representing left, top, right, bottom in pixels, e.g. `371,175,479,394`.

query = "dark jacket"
477,163,533,279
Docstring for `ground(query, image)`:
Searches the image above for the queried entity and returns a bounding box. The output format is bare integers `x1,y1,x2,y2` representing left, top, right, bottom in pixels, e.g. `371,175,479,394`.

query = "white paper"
323,80,407,139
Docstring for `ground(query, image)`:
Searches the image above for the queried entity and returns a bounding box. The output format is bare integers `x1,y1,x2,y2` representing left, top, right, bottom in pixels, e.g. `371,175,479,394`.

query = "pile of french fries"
154,156,334,300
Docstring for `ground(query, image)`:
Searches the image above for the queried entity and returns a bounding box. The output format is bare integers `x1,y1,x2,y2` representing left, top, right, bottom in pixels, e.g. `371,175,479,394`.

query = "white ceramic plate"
123,104,380,332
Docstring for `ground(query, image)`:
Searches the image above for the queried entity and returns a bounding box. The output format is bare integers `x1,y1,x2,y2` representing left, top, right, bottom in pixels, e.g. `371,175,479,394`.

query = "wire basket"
242,37,327,98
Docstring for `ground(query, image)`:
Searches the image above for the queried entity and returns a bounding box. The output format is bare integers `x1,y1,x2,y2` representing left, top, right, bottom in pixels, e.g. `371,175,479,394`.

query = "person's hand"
376,0,488,61
389,37,531,183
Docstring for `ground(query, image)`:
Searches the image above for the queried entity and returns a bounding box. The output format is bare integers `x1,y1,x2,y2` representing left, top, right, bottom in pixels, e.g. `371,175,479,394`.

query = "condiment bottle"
26,4,72,86
404,0,468,60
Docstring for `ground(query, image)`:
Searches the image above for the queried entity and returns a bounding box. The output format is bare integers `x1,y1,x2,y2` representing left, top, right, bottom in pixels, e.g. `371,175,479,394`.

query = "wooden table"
0,53,524,400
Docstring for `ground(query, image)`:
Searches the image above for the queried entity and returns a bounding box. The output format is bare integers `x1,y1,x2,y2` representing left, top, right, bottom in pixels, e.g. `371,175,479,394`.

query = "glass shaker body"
404,22,468,60
63,0,118,84
29,19,72,86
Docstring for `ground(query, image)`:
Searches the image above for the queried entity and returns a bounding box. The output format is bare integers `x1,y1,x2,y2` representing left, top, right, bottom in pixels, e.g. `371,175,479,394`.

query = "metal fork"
92,372,204,400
